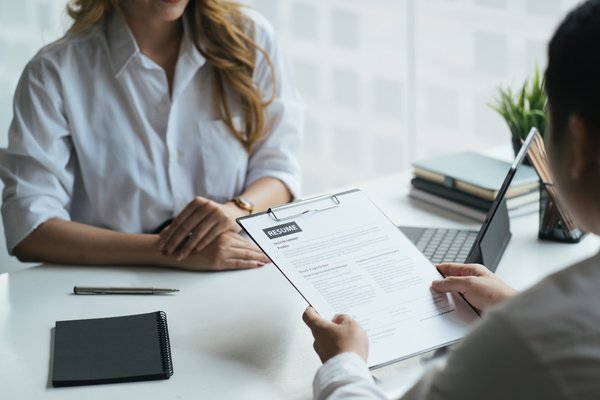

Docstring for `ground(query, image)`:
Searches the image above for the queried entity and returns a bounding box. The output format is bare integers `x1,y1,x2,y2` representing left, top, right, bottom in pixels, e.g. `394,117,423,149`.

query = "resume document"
238,190,479,368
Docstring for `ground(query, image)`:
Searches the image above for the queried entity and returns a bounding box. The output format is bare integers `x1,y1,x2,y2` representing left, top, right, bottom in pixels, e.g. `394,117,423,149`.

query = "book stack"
410,152,540,222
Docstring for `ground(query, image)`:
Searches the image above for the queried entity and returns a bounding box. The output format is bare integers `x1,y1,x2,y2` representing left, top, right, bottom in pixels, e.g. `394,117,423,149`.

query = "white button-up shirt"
313,251,600,400
0,11,303,254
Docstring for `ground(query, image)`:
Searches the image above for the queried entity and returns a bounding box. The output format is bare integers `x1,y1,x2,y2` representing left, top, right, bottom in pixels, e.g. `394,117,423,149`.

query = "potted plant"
490,66,547,157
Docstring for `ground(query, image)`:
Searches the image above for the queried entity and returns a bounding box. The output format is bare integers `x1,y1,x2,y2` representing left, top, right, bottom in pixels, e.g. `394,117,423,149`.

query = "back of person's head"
546,0,600,140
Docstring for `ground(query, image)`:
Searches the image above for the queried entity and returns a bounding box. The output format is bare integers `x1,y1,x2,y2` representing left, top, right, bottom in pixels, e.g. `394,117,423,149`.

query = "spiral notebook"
52,311,173,387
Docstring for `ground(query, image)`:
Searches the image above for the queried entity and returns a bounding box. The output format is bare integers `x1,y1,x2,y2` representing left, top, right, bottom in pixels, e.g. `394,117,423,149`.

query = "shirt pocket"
196,116,249,202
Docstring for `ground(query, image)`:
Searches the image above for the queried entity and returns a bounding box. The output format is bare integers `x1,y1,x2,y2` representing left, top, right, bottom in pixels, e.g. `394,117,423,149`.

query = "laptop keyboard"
414,228,478,264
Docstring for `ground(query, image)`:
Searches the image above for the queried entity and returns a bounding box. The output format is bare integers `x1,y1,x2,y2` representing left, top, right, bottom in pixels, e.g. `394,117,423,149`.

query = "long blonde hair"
67,0,275,152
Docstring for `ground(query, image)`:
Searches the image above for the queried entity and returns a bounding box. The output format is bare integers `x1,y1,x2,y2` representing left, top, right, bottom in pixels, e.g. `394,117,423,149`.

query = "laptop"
399,128,538,272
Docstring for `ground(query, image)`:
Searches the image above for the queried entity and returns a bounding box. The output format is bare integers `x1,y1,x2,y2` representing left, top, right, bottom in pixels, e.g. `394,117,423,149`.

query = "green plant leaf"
490,64,548,140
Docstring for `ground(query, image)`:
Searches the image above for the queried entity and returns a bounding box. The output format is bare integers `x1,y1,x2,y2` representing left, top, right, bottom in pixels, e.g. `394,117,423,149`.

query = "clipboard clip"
268,194,341,222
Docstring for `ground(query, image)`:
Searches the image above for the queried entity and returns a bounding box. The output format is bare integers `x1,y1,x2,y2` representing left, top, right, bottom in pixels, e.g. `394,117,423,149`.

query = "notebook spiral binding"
156,311,174,377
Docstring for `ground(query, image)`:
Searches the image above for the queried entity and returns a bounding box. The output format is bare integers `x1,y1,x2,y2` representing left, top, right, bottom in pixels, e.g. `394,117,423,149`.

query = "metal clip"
268,194,341,222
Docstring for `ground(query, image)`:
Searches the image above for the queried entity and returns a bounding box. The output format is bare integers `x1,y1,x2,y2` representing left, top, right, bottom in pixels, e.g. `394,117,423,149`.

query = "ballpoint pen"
73,286,180,295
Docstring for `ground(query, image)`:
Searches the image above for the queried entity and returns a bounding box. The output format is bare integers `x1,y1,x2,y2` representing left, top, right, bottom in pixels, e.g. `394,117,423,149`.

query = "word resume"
238,190,479,368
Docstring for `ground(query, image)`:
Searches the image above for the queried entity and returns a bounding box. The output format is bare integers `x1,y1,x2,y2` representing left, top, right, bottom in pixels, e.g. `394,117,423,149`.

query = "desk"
1,171,599,400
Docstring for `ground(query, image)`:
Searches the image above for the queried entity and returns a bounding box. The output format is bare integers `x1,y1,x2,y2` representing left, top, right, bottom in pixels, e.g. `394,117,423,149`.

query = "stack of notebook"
410,152,539,222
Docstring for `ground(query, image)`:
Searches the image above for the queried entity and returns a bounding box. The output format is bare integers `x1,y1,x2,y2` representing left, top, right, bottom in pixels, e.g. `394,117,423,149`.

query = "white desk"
1,171,599,400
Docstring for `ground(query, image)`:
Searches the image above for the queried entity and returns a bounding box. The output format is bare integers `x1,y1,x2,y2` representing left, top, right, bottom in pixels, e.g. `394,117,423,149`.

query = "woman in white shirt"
0,0,303,270
303,1,600,398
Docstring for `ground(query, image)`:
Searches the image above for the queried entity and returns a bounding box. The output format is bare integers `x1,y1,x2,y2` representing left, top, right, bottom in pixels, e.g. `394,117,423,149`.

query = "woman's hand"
159,197,241,261
431,263,518,313
302,307,369,364
166,231,270,271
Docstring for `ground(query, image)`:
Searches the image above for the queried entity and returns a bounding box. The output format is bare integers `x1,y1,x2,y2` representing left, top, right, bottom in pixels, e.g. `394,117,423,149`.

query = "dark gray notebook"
52,311,173,387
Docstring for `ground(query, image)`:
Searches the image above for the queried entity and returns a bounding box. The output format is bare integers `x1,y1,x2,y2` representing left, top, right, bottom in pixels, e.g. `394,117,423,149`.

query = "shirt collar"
105,12,206,78
179,15,206,69
106,12,138,77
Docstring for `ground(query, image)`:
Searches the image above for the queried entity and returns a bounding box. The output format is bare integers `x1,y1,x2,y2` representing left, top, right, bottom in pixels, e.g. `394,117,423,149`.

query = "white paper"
239,190,479,368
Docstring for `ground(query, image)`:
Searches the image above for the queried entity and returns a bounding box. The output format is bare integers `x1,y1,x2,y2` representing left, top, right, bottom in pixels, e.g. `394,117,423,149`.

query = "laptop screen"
469,127,539,253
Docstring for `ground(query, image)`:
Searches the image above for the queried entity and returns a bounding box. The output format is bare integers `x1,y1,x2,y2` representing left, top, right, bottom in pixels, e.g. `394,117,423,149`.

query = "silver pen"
73,286,179,295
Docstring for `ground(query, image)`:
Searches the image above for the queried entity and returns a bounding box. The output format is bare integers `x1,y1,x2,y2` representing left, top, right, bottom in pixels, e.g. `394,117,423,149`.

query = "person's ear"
566,115,596,180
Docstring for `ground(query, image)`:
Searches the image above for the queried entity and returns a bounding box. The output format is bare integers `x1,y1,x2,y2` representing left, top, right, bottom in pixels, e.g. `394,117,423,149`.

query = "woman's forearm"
12,179,292,266
13,219,171,267
239,177,293,211
221,177,292,221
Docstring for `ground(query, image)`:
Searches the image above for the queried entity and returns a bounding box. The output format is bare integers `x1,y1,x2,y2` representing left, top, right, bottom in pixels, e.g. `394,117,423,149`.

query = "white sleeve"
0,57,74,254
313,353,388,400
245,13,304,199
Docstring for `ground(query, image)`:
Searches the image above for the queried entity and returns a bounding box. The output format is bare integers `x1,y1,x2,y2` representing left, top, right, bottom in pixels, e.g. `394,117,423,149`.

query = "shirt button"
171,150,184,161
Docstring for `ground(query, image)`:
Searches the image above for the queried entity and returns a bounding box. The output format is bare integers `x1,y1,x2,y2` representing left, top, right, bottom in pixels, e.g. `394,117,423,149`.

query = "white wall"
245,0,579,193
0,0,579,273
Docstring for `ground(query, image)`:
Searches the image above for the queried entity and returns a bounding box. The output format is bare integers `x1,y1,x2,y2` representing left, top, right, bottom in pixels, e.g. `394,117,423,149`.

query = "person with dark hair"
303,1,600,398
545,0,600,140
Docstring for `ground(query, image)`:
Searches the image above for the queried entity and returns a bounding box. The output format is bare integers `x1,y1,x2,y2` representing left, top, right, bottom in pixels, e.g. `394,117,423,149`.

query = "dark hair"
546,0,600,142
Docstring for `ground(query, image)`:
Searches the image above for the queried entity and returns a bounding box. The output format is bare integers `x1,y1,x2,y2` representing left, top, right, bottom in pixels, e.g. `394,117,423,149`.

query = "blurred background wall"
243,0,579,192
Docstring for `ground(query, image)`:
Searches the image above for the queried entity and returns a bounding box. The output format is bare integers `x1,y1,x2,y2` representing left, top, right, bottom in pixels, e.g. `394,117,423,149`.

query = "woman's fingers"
169,232,270,271
206,234,269,269
174,217,220,260
162,198,238,259
230,241,270,263
159,200,208,254
232,236,271,262
222,258,265,270
192,222,224,254
223,234,267,257
213,251,267,270
228,244,270,263
163,211,210,256
159,200,198,245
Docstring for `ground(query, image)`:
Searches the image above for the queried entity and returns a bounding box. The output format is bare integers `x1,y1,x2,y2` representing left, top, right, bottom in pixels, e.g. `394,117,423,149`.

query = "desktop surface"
1,169,599,400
